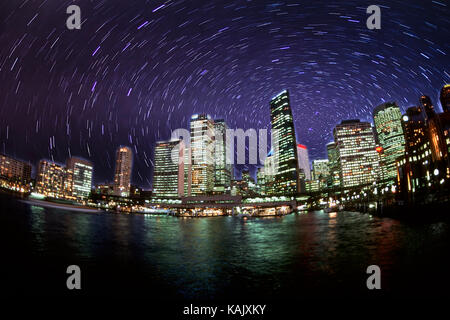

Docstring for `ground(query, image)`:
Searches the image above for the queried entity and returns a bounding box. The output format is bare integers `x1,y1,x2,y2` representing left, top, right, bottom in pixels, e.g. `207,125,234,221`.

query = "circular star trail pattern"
0,0,449,186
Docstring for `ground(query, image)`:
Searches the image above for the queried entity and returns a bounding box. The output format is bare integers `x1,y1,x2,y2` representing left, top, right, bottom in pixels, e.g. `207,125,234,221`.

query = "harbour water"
1,194,449,299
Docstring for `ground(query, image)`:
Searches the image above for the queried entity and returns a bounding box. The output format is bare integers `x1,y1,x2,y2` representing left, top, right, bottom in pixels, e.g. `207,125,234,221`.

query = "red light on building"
376,146,383,153
297,144,307,150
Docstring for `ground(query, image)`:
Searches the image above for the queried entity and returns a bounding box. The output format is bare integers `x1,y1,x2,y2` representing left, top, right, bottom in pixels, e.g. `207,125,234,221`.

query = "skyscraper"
297,144,311,181
440,84,450,113
270,90,300,195
66,157,93,199
190,114,215,195
113,146,133,197
333,120,380,188
326,142,341,188
153,139,185,198
183,146,192,197
213,119,232,194
263,150,276,195
420,95,446,161
396,106,432,201
373,102,405,181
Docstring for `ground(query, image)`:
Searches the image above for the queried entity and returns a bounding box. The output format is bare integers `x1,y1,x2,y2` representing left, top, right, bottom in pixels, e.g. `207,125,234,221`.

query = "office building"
66,157,93,199
213,119,232,194
153,139,185,198
297,144,311,181
270,90,300,195
190,114,215,195
333,120,380,188
326,142,341,188
373,102,405,181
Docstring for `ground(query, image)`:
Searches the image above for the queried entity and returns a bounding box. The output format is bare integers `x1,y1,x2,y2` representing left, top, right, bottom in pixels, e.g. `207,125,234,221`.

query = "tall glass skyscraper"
263,150,276,195
66,157,93,199
190,114,215,195
213,119,232,194
373,102,405,181
270,90,300,195
326,142,341,188
153,139,185,198
333,120,380,188
113,146,133,197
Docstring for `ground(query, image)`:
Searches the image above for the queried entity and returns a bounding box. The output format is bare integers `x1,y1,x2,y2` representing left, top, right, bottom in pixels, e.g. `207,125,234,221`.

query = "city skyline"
0,85,448,190
0,0,448,189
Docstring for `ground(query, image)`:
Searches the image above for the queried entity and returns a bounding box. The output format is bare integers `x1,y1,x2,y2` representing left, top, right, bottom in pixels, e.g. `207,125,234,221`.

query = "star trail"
0,0,448,187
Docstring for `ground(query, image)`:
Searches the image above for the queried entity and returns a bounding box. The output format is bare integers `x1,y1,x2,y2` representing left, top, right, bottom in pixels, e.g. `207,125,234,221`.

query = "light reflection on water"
4,199,450,298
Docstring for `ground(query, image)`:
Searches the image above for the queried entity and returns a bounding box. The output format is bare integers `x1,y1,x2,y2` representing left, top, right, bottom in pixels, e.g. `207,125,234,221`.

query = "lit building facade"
270,90,300,195
0,154,32,183
263,151,276,195
373,102,405,181
396,93,450,204
333,120,380,188
190,114,215,195
312,159,329,191
66,157,93,199
297,144,311,181
36,160,68,198
213,119,232,194
113,146,133,197
396,106,433,202
312,159,329,180
326,142,341,189
153,139,185,198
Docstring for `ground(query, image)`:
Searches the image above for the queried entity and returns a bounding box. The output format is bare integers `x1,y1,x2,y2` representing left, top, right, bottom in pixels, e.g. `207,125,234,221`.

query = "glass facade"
270,90,299,195
190,114,215,195
153,139,184,198
373,102,405,181
297,144,311,181
213,120,232,194
326,142,341,188
66,157,93,199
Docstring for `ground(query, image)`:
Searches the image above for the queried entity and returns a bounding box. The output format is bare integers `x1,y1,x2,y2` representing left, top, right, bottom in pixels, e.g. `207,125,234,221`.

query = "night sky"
0,0,448,188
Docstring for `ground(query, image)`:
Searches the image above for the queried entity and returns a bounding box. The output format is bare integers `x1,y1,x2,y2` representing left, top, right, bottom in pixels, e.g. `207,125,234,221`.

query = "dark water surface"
1,194,450,299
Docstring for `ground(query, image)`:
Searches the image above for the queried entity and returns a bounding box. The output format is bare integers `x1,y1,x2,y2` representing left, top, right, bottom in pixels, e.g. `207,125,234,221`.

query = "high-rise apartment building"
36,160,68,198
0,154,32,182
113,146,133,197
